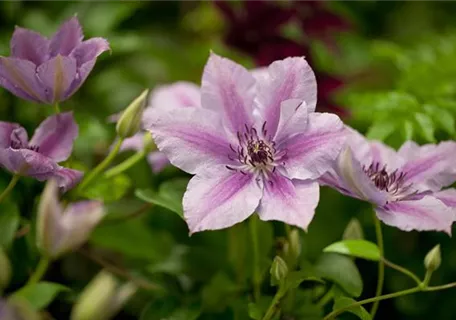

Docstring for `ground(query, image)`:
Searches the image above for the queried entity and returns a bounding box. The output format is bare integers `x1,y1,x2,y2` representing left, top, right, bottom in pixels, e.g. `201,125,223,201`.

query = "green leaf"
333,297,371,320
402,120,415,141
136,178,189,219
284,272,325,291
0,203,19,248
13,282,70,310
323,240,380,261
342,218,364,240
201,273,238,312
82,174,131,202
366,121,397,141
415,112,436,142
424,104,455,136
314,253,363,297
248,302,263,320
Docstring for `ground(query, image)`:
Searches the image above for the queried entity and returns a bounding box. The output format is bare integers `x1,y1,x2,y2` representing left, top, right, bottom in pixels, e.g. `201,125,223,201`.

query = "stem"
425,282,456,291
102,203,152,224
370,214,384,318
383,258,421,286
262,288,286,320
0,174,20,204
78,138,124,192
104,150,145,178
250,215,261,302
26,257,50,286
422,270,433,288
316,286,334,308
54,103,60,114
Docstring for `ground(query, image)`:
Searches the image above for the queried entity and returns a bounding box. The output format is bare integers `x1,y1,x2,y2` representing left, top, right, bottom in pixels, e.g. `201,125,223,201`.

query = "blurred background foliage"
2,1,456,319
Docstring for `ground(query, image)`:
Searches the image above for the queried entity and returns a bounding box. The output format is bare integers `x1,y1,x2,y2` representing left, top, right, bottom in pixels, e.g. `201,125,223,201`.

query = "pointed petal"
333,147,388,205
282,112,346,180
256,57,317,136
52,167,83,192
318,169,360,199
399,141,456,190
369,141,404,172
147,107,233,174
36,55,77,103
183,170,262,233
70,38,110,67
10,27,49,65
30,112,78,162
0,148,58,176
0,57,46,102
274,99,309,143
149,81,201,110
376,196,454,234
64,59,95,98
434,189,456,209
0,122,21,148
49,16,83,57
147,152,169,173
201,53,256,134
258,175,319,230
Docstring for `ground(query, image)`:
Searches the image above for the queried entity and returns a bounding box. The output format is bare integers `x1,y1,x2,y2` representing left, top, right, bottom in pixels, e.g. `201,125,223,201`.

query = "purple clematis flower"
0,16,109,104
320,128,456,234
116,81,201,173
147,53,346,233
0,112,82,192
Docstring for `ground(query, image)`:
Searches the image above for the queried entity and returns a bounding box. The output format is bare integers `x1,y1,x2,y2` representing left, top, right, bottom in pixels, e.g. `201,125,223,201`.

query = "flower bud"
37,180,105,259
343,218,364,240
116,90,149,139
143,131,156,154
71,271,137,320
424,244,441,272
0,247,11,291
283,229,301,269
270,256,288,286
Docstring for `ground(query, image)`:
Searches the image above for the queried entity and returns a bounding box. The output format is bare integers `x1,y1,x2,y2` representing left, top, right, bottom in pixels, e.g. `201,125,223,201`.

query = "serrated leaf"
323,240,380,261
333,297,371,320
366,121,397,141
0,203,19,248
415,113,436,142
424,104,455,135
13,282,70,310
314,253,363,297
403,120,414,141
82,174,131,202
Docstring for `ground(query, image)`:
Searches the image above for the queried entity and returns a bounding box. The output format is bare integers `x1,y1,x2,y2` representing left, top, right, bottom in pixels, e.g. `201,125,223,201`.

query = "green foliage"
0,203,19,248
12,282,70,310
81,174,132,202
333,297,371,320
323,240,381,261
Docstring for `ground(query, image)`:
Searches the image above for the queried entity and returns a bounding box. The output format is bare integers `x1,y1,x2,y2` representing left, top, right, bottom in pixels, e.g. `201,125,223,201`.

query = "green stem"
262,287,286,320
26,257,50,286
54,103,60,114
316,286,335,308
104,150,145,178
383,258,421,286
370,214,384,318
0,174,20,204
422,270,433,288
250,215,261,302
78,138,124,192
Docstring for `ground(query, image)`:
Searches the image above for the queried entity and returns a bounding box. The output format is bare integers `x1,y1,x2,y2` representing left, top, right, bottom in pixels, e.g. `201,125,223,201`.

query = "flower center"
9,129,39,151
363,162,413,199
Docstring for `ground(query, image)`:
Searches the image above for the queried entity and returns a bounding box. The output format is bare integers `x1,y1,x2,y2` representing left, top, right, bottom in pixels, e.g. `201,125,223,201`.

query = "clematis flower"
115,81,201,173
320,128,456,233
0,16,109,104
0,112,82,192
37,179,105,259
147,53,346,233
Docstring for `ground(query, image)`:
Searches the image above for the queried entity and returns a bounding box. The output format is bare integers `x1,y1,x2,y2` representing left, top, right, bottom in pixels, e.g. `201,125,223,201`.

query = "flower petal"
36,55,77,103
147,107,233,174
274,99,309,143
369,141,404,172
0,148,58,176
433,189,456,209
399,141,456,191
201,53,256,134
257,174,319,230
149,81,201,110
10,27,49,65
0,122,21,148
183,170,262,233
0,57,46,102
375,196,455,234
52,167,83,192
147,152,169,173
119,134,143,152
64,59,95,98
282,112,346,180
30,112,78,162
256,57,316,136
49,16,83,57
70,38,110,67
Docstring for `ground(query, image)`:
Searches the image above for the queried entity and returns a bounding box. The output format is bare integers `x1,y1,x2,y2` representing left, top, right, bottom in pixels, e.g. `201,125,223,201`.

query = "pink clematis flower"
0,16,109,104
320,128,456,234
147,53,346,233
0,112,82,192
116,81,201,173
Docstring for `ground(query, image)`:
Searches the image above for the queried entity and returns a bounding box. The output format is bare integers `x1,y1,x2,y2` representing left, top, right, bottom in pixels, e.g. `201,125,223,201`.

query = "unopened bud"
116,90,149,139
424,244,441,272
270,256,288,286
71,271,137,320
0,247,11,291
283,229,301,269
143,132,156,154
343,218,364,240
